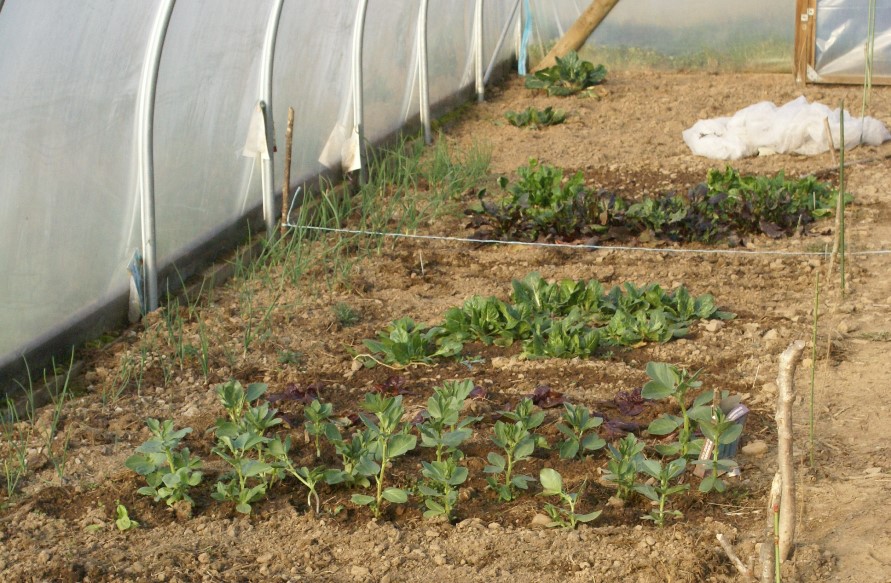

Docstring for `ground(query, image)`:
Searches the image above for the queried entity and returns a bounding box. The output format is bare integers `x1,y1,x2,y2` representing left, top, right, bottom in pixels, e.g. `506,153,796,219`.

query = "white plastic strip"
418,0,431,144
352,0,369,181
137,0,176,312
474,0,484,102
259,0,284,235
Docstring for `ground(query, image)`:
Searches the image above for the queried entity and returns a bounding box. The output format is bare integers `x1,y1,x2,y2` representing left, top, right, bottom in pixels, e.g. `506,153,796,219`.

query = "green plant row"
356,272,733,368
126,364,743,528
467,160,842,244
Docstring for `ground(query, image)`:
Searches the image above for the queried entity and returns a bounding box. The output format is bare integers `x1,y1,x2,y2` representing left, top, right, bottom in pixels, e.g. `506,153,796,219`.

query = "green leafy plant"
267,437,327,513
525,51,607,96
326,431,378,489
485,398,544,501
114,502,139,532
350,394,417,517
210,380,280,514
539,468,601,528
356,317,461,369
634,457,689,527
505,106,566,128
468,164,840,246
643,362,709,458
418,458,468,521
333,302,361,328
694,407,743,493
417,380,479,462
603,434,645,500
304,399,336,458
555,403,605,459
1,396,34,497
126,418,203,507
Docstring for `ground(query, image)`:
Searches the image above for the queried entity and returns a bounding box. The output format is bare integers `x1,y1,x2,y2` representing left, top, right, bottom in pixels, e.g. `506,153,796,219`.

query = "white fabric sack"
683,97,891,160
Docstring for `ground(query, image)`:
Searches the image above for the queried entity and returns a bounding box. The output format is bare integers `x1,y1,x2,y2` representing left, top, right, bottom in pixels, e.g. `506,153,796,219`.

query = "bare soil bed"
3,70,891,582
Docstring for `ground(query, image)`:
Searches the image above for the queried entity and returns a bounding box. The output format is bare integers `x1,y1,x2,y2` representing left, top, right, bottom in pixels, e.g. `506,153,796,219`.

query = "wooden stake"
280,107,295,236
761,472,782,583
532,0,621,72
776,340,806,563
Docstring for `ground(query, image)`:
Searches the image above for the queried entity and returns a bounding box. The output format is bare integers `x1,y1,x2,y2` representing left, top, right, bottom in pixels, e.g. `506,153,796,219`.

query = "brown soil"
2,70,891,582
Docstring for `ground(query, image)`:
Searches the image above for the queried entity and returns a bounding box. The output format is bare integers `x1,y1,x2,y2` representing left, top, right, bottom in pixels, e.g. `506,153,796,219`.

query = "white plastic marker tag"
242,103,270,160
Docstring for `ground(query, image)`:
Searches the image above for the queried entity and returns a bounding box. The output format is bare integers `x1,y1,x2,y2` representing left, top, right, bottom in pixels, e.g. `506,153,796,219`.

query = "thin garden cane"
809,270,820,469
280,106,295,237
826,102,847,295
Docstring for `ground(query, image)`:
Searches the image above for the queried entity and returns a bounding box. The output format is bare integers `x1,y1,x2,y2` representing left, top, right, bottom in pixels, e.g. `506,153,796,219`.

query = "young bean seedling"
694,406,742,493
538,468,601,529
125,418,203,506
634,457,689,527
350,394,417,518
485,398,544,502
304,399,336,458
418,458,468,521
603,433,645,500
555,402,605,460
642,362,708,457
417,380,479,462
267,436,326,513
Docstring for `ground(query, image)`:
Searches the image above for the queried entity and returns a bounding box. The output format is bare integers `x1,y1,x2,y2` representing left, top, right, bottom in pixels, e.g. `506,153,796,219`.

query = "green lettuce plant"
524,51,607,96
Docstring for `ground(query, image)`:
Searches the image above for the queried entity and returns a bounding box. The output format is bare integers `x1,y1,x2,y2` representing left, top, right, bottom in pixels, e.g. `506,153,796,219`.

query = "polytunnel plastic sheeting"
526,0,792,63
273,2,356,185
152,0,269,266
362,1,420,143
427,1,476,106
814,0,891,78
0,0,154,363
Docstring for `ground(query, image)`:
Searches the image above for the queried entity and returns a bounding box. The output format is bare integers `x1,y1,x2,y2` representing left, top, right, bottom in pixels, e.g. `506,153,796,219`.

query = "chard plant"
417,380,479,462
555,403,605,460
485,398,544,501
418,458,468,521
538,468,601,528
642,362,709,457
304,399,336,458
125,418,203,506
350,394,417,518
694,407,743,493
634,457,689,527
603,433,645,500
505,106,566,129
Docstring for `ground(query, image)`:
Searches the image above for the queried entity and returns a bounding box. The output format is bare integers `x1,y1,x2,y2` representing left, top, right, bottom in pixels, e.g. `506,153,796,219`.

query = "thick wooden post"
532,0,620,72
